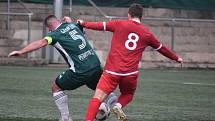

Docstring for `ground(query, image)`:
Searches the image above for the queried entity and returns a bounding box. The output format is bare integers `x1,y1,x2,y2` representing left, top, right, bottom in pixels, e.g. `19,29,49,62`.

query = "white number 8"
125,33,139,50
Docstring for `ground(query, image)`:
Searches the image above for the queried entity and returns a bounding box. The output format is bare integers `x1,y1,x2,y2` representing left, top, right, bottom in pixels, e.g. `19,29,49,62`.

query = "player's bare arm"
8,39,48,57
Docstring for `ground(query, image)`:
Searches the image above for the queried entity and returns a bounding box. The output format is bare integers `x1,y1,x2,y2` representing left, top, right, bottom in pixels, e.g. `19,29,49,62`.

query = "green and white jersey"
44,22,101,73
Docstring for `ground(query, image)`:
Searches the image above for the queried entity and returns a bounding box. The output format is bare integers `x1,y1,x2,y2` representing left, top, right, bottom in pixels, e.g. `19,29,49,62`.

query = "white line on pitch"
182,82,215,86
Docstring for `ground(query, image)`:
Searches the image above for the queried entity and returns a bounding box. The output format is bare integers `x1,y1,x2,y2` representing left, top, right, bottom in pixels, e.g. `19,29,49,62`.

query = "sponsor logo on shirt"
78,49,95,61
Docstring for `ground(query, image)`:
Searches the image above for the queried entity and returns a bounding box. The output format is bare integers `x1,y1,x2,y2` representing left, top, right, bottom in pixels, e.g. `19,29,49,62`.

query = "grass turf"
0,66,215,121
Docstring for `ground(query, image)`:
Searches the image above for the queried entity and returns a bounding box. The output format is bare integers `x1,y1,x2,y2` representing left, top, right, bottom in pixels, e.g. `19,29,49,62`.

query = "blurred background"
0,0,215,68
0,1,215,121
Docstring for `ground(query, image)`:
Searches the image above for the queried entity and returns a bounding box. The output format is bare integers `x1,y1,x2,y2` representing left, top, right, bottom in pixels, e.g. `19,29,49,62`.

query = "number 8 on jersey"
125,33,139,50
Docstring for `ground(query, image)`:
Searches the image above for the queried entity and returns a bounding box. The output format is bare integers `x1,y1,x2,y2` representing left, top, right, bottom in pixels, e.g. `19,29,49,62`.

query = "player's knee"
93,89,108,102
51,81,61,93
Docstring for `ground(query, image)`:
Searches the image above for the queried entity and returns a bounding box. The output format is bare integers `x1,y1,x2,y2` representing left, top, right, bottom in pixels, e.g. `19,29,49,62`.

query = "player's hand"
177,57,183,68
77,19,84,25
62,16,72,23
8,51,22,57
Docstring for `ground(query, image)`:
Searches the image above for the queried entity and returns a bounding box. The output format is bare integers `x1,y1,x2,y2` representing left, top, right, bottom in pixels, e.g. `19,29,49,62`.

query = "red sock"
85,98,101,121
118,94,133,108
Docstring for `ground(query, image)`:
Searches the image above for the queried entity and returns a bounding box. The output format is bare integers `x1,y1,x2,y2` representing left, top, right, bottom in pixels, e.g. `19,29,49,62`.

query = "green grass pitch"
0,66,215,121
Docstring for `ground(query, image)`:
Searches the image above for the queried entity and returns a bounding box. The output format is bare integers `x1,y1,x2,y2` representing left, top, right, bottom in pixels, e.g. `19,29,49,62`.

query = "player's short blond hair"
44,15,58,27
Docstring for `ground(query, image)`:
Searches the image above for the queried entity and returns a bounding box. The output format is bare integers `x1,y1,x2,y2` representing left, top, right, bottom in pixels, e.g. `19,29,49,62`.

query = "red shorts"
96,71,138,95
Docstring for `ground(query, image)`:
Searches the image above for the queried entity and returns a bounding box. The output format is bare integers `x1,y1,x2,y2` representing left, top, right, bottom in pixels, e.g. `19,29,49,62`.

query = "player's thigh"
96,72,119,95
55,69,85,90
85,66,103,90
119,74,138,95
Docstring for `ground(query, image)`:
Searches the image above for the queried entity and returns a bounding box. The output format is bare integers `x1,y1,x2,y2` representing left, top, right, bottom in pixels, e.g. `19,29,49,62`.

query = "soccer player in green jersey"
8,15,117,121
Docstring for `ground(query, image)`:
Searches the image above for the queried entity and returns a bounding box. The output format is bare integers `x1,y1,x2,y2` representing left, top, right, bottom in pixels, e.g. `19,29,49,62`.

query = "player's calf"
105,92,117,108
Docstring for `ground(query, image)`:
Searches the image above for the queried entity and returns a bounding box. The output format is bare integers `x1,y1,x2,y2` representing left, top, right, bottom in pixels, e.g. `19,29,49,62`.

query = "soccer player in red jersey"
78,3,183,121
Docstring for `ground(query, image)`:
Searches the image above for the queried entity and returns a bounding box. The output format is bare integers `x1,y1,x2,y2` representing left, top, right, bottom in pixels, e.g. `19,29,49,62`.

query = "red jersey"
82,19,178,75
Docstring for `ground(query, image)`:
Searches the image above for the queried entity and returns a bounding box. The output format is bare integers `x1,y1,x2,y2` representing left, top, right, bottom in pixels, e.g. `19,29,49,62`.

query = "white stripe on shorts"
105,70,138,76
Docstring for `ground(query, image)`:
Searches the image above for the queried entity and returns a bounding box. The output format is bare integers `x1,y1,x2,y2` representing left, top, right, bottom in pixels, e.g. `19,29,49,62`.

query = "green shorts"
55,66,103,90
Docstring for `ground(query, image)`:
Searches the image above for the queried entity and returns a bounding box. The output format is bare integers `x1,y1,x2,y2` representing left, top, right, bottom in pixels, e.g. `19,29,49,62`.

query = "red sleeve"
148,33,162,49
158,46,179,61
82,22,104,31
148,33,178,61
105,20,116,32
82,20,116,32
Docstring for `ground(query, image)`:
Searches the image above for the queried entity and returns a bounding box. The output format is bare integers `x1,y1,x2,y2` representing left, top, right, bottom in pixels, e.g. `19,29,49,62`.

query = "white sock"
115,103,122,108
105,92,118,108
53,91,70,120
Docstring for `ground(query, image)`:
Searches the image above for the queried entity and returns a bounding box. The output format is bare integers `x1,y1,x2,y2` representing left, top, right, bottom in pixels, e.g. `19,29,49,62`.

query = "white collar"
131,18,141,23
54,23,62,30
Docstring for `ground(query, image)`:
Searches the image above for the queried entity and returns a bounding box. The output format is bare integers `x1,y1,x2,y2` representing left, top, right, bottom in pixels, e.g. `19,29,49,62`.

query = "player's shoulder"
138,23,152,35
60,22,78,28
45,31,55,37
65,22,83,31
57,22,81,33
140,24,150,31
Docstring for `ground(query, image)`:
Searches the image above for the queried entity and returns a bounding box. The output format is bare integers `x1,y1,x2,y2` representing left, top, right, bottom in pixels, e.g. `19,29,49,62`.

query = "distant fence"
1,0,215,11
